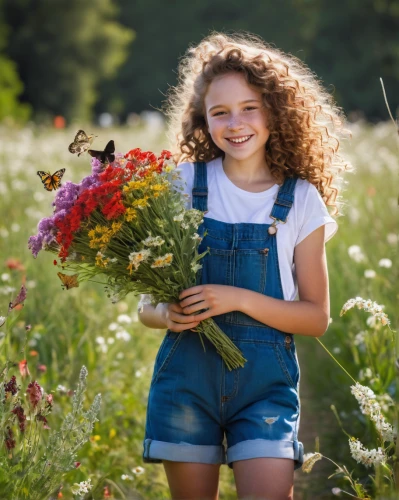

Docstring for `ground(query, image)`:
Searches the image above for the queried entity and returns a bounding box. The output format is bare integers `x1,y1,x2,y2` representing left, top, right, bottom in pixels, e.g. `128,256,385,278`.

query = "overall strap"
270,176,298,223
192,161,208,213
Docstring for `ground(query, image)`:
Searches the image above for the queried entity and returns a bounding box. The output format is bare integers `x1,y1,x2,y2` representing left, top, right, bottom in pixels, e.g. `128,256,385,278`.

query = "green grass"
0,121,397,499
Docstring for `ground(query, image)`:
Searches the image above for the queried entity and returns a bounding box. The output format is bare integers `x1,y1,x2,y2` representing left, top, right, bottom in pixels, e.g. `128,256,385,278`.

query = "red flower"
12,405,26,432
4,375,19,395
5,258,26,272
37,364,47,373
26,381,43,408
103,485,112,498
159,149,172,160
74,462,81,468
36,413,50,429
102,192,126,220
5,427,16,450
19,360,30,378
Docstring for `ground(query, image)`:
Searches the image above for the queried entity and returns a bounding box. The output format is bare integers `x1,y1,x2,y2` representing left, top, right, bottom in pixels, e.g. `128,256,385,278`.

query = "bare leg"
163,460,221,500
233,457,294,500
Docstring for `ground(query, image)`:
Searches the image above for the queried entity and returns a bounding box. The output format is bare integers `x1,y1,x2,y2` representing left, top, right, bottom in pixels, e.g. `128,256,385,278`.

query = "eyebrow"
208,99,261,113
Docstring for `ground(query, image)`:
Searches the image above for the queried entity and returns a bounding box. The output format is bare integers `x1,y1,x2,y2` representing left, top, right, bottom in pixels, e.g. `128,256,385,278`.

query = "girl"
138,31,351,500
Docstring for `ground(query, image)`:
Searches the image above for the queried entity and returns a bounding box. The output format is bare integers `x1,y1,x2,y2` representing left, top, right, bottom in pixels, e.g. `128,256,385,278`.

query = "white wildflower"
116,330,131,342
351,382,395,442
378,258,392,268
332,347,341,354
71,478,92,495
386,233,398,245
135,369,142,378
332,487,342,495
132,466,145,475
117,314,132,324
108,322,119,331
143,235,165,247
116,352,124,359
364,269,376,279
95,336,105,345
1,273,10,282
340,297,390,327
191,262,202,273
349,438,386,467
128,249,152,271
348,245,366,263
11,223,20,232
121,474,133,481
107,337,115,344
173,213,184,222
151,253,173,268
353,331,366,346
302,452,322,473
191,233,202,242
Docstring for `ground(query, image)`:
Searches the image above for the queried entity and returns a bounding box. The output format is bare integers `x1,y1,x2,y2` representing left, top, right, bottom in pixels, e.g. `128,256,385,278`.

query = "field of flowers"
0,120,397,499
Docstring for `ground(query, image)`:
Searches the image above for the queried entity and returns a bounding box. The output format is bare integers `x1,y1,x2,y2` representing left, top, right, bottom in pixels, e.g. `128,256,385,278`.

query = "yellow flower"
151,253,174,268
109,428,116,439
125,208,137,222
133,196,150,210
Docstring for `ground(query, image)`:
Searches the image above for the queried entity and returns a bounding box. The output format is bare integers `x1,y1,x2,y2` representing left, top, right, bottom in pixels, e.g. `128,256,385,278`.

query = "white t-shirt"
173,156,338,301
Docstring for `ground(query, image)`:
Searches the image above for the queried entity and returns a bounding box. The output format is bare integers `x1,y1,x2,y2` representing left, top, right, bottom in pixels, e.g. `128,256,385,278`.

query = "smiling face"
204,72,270,165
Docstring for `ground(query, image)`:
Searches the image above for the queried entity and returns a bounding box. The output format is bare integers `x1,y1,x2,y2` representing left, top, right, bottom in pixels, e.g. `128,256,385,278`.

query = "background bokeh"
0,1,398,499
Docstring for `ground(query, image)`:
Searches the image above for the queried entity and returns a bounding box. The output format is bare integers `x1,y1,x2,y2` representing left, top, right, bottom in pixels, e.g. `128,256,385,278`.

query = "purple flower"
52,181,80,214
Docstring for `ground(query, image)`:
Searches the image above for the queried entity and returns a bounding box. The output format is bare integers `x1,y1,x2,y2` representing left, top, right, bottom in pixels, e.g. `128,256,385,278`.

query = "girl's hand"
160,302,201,333
179,285,239,321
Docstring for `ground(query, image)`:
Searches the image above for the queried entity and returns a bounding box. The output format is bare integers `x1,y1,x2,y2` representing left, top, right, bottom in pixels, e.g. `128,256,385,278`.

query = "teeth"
228,135,251,143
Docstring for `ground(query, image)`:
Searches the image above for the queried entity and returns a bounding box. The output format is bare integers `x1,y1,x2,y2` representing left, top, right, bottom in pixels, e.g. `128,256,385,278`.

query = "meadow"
0,120,397,499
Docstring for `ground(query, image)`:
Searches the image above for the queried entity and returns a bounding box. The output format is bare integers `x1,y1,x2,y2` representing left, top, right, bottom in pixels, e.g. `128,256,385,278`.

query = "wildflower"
348,437,386,467
151,253,174,268
351,382,395,442
71,478,93,495
95,251,111,268
340,297,390,327
12,405,26,432
1,273,10,281
117,314,131,324
347,245,365,262
103,485,112,498
124,207,137,221
25,324,31,331
121,474,133,481
364,269,376,278
386,233,398,245
4,375,18,395
191,262,202,273
5,426,16,450
378,258,392,268
132,466,145,475
332,488,342,495
173,213,184,222
26,380,43,409
8,284,27,312
143,235,165,247
301,452,322,473
127,249,152,273
115,330,131,342
5,258,25,271
133,196,150,210
19,359,30,378
37,364,47,373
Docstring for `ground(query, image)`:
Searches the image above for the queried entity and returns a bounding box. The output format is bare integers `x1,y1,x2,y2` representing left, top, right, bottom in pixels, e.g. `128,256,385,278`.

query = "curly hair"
162,31,354,217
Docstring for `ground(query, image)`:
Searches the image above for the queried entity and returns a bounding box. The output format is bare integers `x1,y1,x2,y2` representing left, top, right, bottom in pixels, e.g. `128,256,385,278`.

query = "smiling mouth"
226,135,253,144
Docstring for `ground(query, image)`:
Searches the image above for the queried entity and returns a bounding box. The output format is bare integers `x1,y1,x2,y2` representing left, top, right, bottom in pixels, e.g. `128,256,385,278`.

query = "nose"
227,115,243,130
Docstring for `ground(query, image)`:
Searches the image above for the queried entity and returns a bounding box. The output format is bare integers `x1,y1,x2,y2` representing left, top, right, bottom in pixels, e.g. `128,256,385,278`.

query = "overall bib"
143,161,304,470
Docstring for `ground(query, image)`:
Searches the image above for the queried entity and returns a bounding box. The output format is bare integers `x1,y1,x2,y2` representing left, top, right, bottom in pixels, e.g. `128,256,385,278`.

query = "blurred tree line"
1,0,398,123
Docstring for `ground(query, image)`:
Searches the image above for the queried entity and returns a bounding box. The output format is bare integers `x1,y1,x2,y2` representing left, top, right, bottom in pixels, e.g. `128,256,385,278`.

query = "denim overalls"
143,161,304,470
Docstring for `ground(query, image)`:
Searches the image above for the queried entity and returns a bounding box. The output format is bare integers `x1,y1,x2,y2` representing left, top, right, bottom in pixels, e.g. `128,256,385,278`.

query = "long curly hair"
163,31,353,216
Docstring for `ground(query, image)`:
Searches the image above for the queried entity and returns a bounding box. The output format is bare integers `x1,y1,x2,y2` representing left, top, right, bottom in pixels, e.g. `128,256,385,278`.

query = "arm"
179,226,330,338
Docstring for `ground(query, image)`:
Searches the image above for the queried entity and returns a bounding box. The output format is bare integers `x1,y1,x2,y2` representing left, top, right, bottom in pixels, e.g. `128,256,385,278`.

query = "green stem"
315,338,357,384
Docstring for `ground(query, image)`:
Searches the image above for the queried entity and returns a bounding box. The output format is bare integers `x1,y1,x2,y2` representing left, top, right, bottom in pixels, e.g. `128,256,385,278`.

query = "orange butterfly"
37,169,65,191
57,272,79,290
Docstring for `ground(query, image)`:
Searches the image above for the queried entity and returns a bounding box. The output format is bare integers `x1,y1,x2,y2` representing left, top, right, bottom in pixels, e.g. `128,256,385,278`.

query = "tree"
4,0,134,122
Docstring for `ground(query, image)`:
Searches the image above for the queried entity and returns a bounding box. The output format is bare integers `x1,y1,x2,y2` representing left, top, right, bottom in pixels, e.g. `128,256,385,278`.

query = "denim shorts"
143,322,303,470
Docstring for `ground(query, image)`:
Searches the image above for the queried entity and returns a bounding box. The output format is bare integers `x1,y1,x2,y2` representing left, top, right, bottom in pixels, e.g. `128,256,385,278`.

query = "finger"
180,294,203,308
170,311,199,324
179,286,202,301
170,321,199,332
170,302,184,313
183,302,206,315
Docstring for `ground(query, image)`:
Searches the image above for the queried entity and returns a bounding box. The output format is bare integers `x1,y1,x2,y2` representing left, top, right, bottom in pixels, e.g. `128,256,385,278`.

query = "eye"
212,111,225,116
244,107,257,111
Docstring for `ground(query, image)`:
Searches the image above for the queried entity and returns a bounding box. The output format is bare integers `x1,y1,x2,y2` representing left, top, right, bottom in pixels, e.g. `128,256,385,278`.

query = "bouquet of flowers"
28,146,247,370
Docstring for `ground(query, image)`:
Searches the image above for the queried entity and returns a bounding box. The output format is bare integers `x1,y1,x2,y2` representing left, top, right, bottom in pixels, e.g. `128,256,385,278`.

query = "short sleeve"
295,183,338,246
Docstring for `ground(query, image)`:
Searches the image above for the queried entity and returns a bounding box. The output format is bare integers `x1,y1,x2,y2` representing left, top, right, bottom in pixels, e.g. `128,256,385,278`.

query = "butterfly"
37,169,66,191
57,272,79,290
68,129,96,156
88,140,115,164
